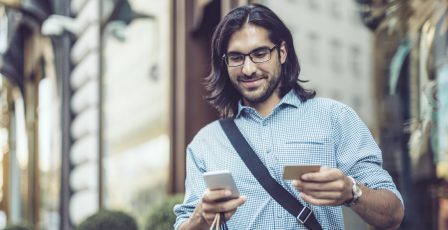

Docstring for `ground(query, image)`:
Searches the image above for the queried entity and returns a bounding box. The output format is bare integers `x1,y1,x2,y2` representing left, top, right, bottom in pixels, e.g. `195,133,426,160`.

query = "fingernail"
225,190,231,196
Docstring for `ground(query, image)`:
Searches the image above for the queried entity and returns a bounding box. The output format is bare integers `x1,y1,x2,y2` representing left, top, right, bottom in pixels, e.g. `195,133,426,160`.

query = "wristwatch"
344,176,362,207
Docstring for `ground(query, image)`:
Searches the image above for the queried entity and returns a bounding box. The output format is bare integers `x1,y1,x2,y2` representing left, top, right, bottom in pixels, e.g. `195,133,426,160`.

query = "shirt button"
262,122,267,126
277,213,282,218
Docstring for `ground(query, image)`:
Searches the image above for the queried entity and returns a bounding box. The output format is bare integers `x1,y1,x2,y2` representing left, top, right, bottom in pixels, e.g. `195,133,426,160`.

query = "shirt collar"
235,90,301,118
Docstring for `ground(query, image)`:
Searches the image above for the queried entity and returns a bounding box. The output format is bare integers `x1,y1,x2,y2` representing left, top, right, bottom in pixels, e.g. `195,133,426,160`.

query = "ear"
279,41,287,64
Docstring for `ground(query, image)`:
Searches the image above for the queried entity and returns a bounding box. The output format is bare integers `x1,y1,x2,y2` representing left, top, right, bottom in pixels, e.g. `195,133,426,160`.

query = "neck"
243,90,281,117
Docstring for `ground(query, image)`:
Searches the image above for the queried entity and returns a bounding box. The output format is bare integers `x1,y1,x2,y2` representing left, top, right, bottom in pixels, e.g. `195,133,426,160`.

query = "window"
352,95,362,111
331,91,342,101
307,32,320,66
350,45,362,77
330,38,343,74
330,0,342,19
307,0,320,11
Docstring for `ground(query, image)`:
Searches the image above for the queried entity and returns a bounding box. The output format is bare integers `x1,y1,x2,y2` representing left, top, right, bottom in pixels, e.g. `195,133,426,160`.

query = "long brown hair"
204,4,315,118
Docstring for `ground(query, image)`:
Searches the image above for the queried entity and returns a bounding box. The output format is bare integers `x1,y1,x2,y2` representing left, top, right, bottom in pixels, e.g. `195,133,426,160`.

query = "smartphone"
282,165,321,180
203,170,240,199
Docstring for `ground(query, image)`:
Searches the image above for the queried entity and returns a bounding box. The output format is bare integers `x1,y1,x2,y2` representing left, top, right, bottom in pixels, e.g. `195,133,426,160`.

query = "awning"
0,11,26,92
22,0,52,22
354,0,389,31
104,0,154,26
0,0,52,92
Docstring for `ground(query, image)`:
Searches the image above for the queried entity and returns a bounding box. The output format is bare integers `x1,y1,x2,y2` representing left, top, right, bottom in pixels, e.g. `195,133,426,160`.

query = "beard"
233,72,282,104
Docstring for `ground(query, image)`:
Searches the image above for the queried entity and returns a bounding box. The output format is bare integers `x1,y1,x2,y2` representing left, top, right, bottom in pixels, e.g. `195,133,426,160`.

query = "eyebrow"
227,45,272,55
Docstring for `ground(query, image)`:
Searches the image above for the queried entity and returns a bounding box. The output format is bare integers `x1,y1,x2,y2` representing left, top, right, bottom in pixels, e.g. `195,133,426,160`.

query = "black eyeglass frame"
222,44,280,67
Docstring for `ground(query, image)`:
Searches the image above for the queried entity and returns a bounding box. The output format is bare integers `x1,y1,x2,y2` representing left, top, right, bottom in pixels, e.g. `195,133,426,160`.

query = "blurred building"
353,0,447,229
0,0,223,229
0,0,447,230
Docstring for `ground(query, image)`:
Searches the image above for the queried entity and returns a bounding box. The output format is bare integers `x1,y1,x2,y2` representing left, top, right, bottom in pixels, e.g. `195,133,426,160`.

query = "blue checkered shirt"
174,90,403,230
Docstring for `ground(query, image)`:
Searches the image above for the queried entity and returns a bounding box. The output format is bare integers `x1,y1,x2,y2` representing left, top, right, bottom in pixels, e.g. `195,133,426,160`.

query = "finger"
300,190,344,201
201,196,246,225
202,212,218,225
202,207,237,225
224,209,237,221
203,189,233,202
300,192,340,206
297,179,345,192
301,168,336,181
202,196,246,213
301,167,344,182
205,211,233,227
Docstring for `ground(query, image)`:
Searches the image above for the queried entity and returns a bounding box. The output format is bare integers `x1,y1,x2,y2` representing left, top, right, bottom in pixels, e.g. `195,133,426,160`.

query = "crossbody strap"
219,119,323,230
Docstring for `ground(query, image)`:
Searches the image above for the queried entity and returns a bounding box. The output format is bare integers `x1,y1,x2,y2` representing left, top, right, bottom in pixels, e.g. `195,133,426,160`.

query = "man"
174,4,404,230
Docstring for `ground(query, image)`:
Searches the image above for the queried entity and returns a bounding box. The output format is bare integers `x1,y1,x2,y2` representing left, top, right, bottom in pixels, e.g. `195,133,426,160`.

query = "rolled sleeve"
173,146,207,229
334,104,404,205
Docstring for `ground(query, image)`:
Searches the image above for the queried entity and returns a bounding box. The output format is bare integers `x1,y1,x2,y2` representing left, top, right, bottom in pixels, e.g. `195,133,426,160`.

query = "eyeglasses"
223,44,279,67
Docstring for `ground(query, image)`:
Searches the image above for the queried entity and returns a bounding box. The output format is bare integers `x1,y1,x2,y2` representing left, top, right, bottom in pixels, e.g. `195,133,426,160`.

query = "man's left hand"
292,166,353,206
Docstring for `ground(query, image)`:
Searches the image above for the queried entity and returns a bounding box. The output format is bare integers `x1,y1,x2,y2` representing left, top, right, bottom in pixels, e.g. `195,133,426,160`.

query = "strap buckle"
297,206,312,224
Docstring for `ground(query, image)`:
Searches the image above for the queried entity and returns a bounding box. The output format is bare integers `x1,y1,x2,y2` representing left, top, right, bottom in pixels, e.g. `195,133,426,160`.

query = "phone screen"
203,170,240,198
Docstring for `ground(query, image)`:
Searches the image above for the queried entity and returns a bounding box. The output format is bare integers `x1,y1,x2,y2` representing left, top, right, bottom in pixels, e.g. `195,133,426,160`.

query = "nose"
241,55,256,76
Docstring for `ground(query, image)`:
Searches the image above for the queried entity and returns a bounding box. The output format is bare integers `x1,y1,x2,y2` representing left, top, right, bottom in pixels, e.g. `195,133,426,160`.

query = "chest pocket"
274,137,336,168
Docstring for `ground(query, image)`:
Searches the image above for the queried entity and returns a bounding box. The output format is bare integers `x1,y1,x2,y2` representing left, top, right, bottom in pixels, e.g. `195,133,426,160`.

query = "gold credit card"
282,165,321,180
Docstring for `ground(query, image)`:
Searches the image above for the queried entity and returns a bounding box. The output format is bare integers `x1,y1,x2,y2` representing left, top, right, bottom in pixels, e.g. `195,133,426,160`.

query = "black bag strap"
219,119,323,230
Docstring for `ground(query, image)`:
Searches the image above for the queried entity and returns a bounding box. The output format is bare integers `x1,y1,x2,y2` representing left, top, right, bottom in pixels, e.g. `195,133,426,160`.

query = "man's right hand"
179,189,246,230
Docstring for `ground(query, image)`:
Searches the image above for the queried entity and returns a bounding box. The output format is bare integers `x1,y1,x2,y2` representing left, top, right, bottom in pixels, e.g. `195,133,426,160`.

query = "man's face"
225,24,287,106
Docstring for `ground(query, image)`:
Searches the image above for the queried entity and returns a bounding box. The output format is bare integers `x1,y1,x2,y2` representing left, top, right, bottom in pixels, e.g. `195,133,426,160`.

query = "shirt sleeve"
173,145,207,230
333,104,404,205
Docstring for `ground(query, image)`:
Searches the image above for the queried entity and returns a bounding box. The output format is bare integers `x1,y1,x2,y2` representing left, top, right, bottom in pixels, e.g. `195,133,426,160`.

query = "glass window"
352,95,362,111
330,38,343,74
330,0,342,19
350,45,362,77
307,0,320,11
307,32,320,66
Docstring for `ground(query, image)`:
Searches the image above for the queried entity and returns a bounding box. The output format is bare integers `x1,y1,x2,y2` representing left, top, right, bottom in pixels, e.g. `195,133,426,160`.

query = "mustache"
237,74,267,82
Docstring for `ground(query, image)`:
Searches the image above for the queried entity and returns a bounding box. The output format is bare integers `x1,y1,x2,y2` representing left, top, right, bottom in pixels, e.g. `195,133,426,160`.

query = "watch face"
353,182,362,199
345,176,362,206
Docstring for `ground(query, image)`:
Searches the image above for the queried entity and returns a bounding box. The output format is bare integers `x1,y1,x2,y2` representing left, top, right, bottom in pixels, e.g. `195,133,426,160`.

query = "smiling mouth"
238,75,265,82
239,77,264,88
240,78,260,82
